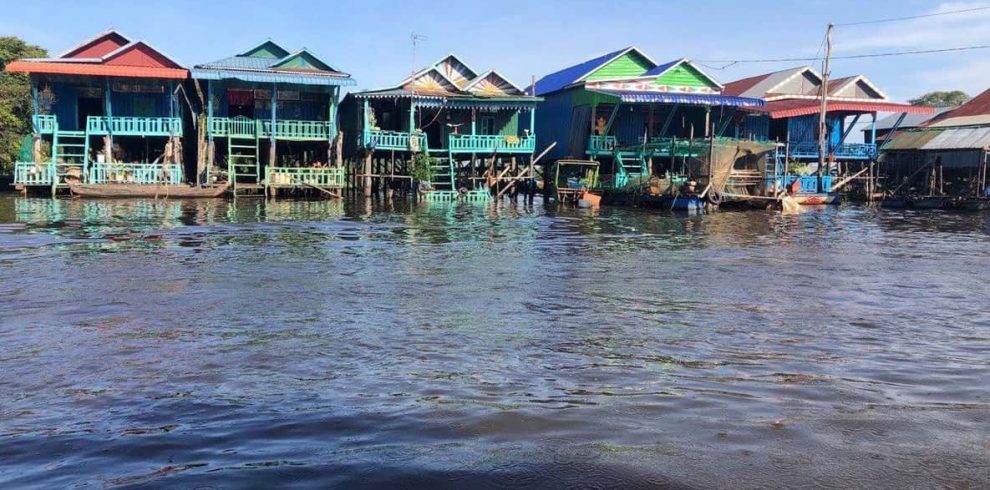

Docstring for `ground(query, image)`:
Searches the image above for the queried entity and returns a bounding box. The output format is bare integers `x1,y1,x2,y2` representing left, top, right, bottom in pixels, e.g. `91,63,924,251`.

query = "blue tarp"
588,89,765,107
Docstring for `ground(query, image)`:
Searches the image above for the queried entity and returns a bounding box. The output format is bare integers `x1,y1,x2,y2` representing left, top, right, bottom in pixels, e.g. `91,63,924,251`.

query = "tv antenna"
411,33,428,76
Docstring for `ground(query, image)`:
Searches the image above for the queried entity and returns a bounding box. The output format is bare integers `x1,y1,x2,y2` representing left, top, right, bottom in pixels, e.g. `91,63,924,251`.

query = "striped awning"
761,99,933,119
587,89,765,107
190,68,355,86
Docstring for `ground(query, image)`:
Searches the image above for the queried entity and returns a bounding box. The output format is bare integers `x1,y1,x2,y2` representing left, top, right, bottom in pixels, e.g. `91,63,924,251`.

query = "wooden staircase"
52,130,88,189
425,156,458,201
228,135,260,194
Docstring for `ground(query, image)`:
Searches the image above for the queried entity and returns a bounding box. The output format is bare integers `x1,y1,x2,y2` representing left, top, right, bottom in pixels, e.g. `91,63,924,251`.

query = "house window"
478,115,495,135
134,96,156,117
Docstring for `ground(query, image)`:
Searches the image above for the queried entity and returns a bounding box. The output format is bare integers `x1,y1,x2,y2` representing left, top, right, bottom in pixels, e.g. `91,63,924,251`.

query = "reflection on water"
1,195,989,489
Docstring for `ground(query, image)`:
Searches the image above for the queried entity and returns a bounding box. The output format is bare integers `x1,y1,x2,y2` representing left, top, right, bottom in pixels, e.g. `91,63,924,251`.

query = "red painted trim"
761,100,934,119
5,61,187,79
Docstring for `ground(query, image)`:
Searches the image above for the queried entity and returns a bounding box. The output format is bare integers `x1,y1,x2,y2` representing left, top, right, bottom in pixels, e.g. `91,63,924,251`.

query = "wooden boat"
791,193,840,205
671,195,704,212
69,182,229,198
879,198,909,209
954,198,990,211
907,197,951,209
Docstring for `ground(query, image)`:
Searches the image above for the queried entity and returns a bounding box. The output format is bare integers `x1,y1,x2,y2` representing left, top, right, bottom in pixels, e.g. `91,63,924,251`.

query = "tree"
0,36,47,174
909,90,971,107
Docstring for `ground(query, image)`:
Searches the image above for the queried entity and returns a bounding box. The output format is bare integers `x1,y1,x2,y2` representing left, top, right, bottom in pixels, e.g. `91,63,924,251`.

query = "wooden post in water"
363,150,373,197
817,23,833,194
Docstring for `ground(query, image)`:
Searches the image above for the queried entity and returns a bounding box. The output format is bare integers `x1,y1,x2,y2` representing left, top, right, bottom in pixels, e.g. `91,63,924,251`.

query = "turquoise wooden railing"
13,162,53,186
447,134,535,153
209,117,331,140
266,167,345,188
32,115,57,134
587,135,617,154
766,175,834,193
789,142,877,160
86,116,182,136
364,130,428,151
260,120,332,140
88,163,183,185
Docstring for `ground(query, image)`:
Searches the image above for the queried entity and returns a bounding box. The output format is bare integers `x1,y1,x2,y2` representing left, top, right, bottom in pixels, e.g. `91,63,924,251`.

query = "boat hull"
69,183,229,198
671,195,704,212
792,193,840,205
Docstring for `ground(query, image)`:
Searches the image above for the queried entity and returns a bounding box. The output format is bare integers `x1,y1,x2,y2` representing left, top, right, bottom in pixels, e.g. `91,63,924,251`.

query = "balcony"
767,175,834,193
32,115,57,134
87,163,184,185
587,135,705,157
363,130,428,152
13,162,53,186
587,135,617,154
788,142,877,160
266,167,345,188
208,117,332,140
260,120,333,141
86,116,182,137
447,134,535,154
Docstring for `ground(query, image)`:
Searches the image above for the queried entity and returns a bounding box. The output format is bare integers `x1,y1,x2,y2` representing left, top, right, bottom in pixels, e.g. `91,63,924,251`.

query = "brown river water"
0,195,988,489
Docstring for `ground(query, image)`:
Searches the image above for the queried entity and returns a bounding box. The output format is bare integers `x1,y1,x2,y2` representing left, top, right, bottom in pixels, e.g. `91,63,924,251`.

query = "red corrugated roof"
759,99,934,119
926,87,990,123
5,60,187,79
723,72,772,96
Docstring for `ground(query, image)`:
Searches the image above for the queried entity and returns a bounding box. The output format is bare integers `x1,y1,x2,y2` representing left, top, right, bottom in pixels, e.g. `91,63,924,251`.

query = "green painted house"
343,54,541,199
532,47,765,188
191,40,355,194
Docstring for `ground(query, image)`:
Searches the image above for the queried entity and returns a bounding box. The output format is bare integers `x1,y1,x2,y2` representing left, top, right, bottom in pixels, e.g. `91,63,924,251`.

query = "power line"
696,44,990,66
835,5,990,27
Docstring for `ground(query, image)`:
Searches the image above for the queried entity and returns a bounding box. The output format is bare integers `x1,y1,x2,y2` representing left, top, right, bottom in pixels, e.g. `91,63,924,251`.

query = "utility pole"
817,23,833,193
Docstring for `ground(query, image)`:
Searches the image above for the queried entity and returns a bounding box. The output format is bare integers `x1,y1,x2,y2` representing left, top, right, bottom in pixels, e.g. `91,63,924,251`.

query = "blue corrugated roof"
532,47,639,96
589,89,765,107
193,45,353,86
642,59,682,77
190,68,355,86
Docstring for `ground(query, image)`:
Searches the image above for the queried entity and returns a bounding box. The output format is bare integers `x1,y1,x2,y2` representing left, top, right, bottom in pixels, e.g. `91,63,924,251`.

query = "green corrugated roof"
883,129,943,150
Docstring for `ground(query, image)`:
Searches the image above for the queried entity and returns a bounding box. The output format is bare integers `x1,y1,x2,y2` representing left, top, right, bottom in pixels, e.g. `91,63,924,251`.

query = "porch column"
270,84,277,168
704,106,711,138
206,80,215,179
31,81,40,162
104,77,113,163
329,86,338,138
529,106,535,137
409,99,416,132
471,108,476,135
870,112,877,145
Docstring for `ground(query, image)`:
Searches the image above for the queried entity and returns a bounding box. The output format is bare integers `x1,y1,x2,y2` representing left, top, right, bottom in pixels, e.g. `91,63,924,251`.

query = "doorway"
227,89,255,119
77,97,104,130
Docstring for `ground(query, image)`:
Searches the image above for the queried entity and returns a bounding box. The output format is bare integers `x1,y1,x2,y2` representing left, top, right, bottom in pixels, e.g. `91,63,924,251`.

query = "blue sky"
3,0,988,101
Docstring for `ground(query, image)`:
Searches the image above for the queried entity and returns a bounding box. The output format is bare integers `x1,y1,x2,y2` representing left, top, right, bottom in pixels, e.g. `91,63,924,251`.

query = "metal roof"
192,44,353,86
531,47,655,96
884,127,990,150
588,89,764,107
874,107,952,130
642,59,682,77
190,68,354,86
759,99,932,119
926,87,990,124
922,127,990,150
882,129,944,150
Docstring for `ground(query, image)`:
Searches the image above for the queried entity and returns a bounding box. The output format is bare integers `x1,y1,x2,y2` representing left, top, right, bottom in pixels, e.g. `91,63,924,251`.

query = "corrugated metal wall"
535,89,576,160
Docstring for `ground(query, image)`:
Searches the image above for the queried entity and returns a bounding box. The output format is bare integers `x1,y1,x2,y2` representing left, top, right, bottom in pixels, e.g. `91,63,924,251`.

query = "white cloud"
919,58,990,95
835,2,990,52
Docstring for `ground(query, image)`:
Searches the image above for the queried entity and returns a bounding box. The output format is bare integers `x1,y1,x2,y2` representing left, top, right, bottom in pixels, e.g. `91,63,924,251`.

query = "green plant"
410,152,434,183
787,160,812,176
